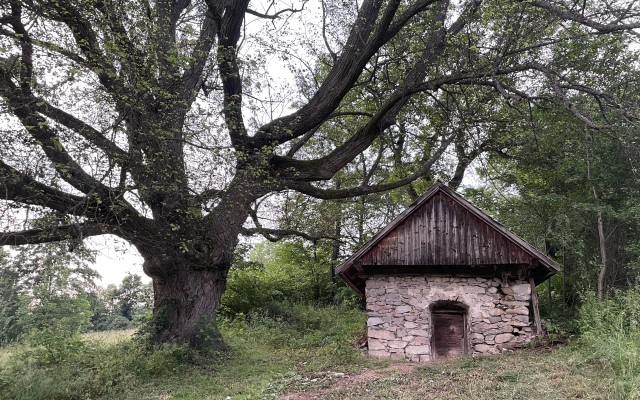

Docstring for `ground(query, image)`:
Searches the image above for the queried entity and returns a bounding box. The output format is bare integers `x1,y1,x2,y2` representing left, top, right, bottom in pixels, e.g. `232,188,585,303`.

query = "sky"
86,235,148,286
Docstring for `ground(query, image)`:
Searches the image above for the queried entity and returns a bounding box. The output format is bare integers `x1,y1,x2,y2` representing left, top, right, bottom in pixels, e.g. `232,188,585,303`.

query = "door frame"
430,302,468,360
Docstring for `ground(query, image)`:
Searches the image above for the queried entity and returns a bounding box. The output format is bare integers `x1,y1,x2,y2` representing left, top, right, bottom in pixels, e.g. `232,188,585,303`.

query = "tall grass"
0,303,367,400
576,286,640,399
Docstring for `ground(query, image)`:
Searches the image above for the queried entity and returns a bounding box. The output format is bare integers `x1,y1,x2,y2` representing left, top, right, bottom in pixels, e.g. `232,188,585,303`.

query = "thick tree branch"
253,0,408,146
8,1,32,93
383,0,440,42
282,132,454,199
245,1,308,20
270,0,480,181
155,0,193,90
30,0,122,92
269,70,478,181
30,96,128,161
179,11,218,108
0,160,85,215
216,0,251,149
0,222,121,246
240,226,336,242
243,207,336,242
528,1,640,33
0,80,112,195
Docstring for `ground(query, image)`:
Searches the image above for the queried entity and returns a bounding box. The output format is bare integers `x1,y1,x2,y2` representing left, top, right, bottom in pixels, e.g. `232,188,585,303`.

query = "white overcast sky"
86,235,148,286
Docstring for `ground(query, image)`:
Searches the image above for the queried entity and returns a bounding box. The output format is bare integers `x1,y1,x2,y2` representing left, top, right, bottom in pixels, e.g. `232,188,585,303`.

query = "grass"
0,304,369,400
0,301,639,400
292,347,610,400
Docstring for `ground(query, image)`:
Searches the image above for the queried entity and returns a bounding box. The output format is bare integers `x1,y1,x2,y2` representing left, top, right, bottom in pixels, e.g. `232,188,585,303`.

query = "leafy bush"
220,241,360,318
95,314,134,331
576,287,640,399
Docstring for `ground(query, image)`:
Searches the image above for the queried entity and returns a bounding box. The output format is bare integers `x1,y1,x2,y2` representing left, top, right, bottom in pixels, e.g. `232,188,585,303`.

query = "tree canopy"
1,0,638,347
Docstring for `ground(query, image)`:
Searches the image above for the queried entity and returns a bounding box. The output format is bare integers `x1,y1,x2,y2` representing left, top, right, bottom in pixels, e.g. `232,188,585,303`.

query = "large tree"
0,0,638,348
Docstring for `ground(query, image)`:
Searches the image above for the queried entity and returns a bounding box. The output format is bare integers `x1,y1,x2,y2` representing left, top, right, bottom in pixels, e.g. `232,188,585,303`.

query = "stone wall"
365,275,535,362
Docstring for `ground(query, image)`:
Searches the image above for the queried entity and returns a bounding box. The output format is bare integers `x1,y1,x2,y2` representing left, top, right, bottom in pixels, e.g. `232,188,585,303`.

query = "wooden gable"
335,182,560,296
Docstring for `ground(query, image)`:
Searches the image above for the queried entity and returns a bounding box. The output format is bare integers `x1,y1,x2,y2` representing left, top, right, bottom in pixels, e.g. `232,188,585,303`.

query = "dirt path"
279,363,418,400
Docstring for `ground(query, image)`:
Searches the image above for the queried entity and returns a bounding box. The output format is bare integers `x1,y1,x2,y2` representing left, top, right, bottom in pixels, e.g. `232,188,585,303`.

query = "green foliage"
95,314,133,331
220,241,360,318
0,335,194,400
90,274,152,331
576,286,640,398
0,242,97,346
0,303,366,400
0,269,26,345
24,330,89,367
28,294,93,337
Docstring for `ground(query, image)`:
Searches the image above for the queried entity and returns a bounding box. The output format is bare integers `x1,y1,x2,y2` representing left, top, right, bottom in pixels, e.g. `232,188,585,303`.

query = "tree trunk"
584,132,608,301
150,265,229,350
595,205,608,300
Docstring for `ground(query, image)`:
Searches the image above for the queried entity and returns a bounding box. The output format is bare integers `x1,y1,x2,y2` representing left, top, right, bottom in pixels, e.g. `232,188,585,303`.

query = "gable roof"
335,182,561,296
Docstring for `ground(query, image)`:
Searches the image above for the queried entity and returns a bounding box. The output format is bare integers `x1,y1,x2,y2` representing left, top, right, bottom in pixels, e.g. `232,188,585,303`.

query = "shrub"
576,287,640,399
220,241,360,318
95,314,134,331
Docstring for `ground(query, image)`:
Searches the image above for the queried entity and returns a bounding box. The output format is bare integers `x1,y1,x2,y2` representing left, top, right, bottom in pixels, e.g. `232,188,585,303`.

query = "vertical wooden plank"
393,230,399,264
436,193,445,265
432,195,438,264
382,238,388,265
404,219,410,264
493,228,501,264
432,193,437,264
400,224,405,264
482,220,490,264
476,220,482,264
451,201,462,265
457,207,464,265
427,199,433,265
500,236,508,264
441,195,448,264
406,219,412,264
529,277,543,335
490,226,496,265
417,209,422,264
418,204,429,265
410,216,415,264
451,205,457,265
440,193,446,265
445,197,452,264
460,209,467,265
469,216,476,265
510,239,517,264
416,210,421,264
462,210,471,265
470,219,476,264
443,196,449,264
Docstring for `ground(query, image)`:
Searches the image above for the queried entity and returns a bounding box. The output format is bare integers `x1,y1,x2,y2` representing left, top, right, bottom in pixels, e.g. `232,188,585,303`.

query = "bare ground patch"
279,363,418,400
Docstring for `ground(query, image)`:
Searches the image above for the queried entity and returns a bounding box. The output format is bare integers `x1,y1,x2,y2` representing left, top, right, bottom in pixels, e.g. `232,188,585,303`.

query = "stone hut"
335,182,560,362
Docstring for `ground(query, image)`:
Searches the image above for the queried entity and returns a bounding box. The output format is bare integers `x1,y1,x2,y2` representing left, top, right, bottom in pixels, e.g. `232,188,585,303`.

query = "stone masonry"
365,275,534,362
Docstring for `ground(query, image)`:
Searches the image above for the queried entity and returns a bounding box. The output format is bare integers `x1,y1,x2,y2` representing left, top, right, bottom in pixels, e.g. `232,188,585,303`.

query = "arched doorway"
431,301,468,360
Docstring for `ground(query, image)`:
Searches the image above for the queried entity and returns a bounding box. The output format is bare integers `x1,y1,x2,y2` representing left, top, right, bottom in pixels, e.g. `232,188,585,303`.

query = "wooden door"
432,312,466,359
